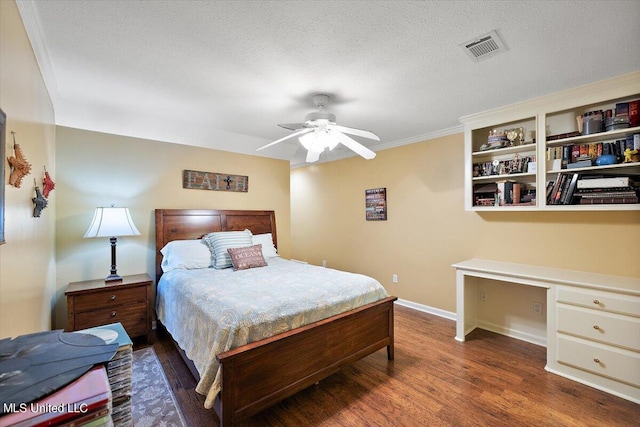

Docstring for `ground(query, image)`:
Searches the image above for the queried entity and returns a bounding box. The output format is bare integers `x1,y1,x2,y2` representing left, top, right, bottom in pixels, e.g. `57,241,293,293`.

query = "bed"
154,209,397,426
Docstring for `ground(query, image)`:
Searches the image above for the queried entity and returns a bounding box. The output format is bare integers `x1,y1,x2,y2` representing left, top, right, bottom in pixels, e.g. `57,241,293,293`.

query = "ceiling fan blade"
278,123,307,131
306,149,321,163
256,128,313,151
334,132,376,160
332,124,380,141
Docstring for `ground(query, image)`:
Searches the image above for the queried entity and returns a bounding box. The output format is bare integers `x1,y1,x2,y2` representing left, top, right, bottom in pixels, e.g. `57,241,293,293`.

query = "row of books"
547,174,639,205
546,134,640,166
473,155,535,177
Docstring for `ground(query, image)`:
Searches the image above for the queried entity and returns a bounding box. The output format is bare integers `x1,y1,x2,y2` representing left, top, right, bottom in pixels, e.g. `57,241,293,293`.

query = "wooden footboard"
214,296,397,426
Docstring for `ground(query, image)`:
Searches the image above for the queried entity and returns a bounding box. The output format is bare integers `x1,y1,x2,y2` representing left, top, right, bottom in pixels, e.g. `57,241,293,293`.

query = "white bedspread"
156,257,389,408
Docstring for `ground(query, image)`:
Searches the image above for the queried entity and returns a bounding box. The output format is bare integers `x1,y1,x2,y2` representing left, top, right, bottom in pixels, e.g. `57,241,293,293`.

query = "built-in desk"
452,259,640,403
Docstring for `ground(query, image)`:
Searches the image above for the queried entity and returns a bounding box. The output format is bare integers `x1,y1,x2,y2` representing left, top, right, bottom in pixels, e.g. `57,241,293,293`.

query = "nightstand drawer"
73,286,147,312
75,302,147,335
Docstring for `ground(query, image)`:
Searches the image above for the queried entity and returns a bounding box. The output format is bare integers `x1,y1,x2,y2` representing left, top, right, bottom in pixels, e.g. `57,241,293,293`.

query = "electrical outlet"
322,260,326,267
392,274,398,283
534,302,543,315
480,290,487,302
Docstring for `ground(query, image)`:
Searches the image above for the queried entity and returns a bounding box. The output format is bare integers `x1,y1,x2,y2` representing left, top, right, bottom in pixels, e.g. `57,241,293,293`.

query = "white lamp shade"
84,207,141,238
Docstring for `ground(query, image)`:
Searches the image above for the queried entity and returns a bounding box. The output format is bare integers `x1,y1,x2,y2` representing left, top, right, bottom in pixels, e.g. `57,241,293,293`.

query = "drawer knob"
593,325,600,330
593,299,600,305
593,358,601,364
110,295,116,301
110,311,117,317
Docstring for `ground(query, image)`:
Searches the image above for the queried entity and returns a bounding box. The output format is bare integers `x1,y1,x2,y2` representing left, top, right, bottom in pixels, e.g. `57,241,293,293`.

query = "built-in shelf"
461,71,640,211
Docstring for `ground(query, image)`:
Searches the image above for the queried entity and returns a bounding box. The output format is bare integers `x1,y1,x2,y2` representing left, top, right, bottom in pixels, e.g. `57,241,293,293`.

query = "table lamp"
84,206,141,282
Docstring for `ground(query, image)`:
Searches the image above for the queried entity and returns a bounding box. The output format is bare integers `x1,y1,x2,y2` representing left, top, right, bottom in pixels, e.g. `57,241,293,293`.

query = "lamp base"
105,274,123,282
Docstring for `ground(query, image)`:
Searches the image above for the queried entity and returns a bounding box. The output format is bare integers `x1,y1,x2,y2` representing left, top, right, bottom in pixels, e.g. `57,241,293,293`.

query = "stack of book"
546,172,581,205
574,176,639,205
75,322,133,427
0,366,112,426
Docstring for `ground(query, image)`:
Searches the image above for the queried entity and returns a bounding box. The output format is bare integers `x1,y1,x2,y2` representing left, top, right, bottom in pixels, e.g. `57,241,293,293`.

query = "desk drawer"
557,286,640,317
75,302,147,336
72,286,147,312
557,335,640,387
557,305,640,350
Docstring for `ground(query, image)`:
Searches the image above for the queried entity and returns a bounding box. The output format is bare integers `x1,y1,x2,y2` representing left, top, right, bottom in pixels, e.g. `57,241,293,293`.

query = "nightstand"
66,273,153,342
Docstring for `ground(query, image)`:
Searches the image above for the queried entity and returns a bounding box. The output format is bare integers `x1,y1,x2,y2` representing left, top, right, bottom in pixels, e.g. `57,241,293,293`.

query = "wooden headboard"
154,209,277,282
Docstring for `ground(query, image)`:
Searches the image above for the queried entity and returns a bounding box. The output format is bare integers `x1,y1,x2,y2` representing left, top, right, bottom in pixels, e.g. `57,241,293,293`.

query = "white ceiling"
17,0,640,168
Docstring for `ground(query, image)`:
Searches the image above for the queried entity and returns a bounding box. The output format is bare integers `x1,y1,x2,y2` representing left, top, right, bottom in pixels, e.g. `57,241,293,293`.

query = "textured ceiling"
17,0,640,167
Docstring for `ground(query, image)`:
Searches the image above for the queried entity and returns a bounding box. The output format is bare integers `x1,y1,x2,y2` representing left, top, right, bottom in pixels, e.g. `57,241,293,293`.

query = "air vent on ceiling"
460,30,507,62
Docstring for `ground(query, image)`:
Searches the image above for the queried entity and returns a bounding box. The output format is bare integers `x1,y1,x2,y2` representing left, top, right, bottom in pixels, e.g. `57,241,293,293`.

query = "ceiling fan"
257,94,379,163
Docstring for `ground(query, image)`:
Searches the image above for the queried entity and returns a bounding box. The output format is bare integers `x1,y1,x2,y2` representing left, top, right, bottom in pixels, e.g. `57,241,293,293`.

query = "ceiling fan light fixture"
299,132,324,153
258,93,379,162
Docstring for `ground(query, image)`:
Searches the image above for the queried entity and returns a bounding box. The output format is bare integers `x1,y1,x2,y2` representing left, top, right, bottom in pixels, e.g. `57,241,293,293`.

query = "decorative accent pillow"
251,233,278,259
160,240,211,272
227,244,267,271
203,229,253,269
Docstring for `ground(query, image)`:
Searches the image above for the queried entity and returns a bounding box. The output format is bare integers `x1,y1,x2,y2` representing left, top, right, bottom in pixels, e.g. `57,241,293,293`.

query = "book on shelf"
547,173,563,204
579,196,638,204
561,173,580,205
615,102,629,117
629,100,639,127
576,176,632,190
567,159,592,169
555,174,571,204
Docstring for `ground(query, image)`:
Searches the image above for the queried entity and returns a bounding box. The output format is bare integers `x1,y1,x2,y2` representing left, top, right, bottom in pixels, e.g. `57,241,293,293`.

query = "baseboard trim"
395,298,456,321
476,320,546,347
395,298,546,347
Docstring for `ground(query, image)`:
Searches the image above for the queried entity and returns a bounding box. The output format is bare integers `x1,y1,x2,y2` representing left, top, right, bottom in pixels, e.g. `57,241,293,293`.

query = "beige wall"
54,126,290,330
291,133,640,314
0,0,57,337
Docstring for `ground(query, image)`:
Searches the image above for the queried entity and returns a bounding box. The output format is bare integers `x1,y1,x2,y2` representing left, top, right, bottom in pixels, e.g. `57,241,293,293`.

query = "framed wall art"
365,187,387,221
0,109,6,244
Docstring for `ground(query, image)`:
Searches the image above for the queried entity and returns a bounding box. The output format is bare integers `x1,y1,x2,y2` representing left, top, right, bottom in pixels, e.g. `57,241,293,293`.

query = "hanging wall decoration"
0,109,6,244
32,179,48,218
7,132,32,188
182,169,249,192
42,166,56,198
365,187,387,221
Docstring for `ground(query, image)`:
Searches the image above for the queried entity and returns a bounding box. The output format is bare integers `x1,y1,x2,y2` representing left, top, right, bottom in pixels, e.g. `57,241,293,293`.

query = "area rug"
131,347,188,427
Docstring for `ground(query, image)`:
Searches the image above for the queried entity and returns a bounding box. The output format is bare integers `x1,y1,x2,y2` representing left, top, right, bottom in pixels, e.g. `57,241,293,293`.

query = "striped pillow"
203,229,253,269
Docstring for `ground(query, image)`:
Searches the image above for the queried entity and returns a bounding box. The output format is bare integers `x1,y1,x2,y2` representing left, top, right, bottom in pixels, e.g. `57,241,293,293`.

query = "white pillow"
251,233,278,259
160,240,212,272
203,229,253,269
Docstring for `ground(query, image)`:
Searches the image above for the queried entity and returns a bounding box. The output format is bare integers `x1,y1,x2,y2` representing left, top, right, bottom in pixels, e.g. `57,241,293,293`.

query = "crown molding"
16,0,60,107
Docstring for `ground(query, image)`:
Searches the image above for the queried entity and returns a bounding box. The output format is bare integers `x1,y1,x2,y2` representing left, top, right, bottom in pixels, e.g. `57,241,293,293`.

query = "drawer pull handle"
593,325,600,330
110,311,117,317
593,358,601,364
593,299,600,305
110,295,116,301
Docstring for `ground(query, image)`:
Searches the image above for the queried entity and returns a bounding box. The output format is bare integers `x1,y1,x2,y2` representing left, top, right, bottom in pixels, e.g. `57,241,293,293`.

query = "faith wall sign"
183,170,249,192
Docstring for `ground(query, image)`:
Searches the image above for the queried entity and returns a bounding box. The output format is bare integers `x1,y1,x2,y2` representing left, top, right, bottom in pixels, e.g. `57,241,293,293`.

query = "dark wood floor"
137,305,639,426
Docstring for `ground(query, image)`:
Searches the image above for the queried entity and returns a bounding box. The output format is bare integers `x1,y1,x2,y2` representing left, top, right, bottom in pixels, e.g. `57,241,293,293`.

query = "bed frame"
155,209,397,426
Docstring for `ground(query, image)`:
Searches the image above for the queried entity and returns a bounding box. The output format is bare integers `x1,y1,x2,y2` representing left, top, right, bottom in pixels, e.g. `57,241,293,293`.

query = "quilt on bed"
156,257,389,408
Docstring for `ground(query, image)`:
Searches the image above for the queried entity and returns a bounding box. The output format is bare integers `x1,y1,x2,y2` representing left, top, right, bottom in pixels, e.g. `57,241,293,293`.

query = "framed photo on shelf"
365,188,387,221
